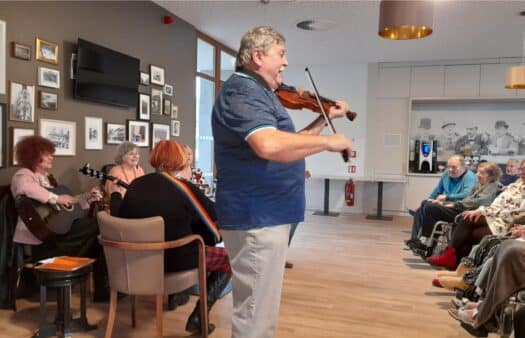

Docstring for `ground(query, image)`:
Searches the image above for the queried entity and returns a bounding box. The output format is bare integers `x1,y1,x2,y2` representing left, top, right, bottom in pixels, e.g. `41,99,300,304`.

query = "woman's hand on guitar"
327,100,349,120
56,194,74,208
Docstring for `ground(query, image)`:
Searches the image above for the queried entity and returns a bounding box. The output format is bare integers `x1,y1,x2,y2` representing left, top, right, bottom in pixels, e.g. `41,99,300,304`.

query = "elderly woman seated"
448,235,525,337
408,162,502,256
112,140,231,334
10,135,108,300
428,159,525,269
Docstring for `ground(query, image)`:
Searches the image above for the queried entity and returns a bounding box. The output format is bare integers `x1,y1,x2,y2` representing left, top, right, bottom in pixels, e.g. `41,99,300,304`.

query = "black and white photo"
140,71,150,85
9,81,34,123
36,37,58,64
39,118,76,156
106,123,126,144
163,99,171,116
12,127,34,165
11,42,31,61
164,84,173,96
150,64,165,86
138,93,150,120
38,91,58,110
84,116,103,150
128,120,150,147
171,119,180,137
171,104,178,119
151,88,163,115
152,123,170,147
38,67,60,89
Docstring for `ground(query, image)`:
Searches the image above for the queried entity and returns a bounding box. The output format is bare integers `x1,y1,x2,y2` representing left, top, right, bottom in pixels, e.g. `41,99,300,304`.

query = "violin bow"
304,67,349,163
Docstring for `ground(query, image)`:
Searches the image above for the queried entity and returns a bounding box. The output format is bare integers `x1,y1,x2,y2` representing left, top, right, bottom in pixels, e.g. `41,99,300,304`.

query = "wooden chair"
96,211,208,338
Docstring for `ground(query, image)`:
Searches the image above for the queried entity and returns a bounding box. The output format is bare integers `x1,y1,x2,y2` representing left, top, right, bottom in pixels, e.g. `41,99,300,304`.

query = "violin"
275,84,357,122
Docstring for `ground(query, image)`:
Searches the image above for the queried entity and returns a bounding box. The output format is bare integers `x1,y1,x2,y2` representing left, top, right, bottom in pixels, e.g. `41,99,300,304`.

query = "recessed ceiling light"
296,20,336,31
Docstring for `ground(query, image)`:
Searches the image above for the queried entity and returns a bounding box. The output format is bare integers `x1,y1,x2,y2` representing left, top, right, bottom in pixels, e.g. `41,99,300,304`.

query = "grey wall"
0,1,196,192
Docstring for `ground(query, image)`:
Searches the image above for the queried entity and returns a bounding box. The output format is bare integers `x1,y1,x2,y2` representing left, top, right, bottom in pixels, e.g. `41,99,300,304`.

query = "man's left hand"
327,100,349,120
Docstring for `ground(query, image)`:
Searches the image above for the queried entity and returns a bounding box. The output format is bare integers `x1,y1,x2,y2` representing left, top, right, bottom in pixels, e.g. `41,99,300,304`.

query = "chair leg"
105,290,118,338
130,295,136,328
155,294,163,338
199,275,209,338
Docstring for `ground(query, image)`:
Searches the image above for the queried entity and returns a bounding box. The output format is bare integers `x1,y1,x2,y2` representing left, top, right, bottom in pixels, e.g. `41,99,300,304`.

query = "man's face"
447,158,465,178
507,160,519,175
256,43,288,90
495,126,506,137
466,128,476,137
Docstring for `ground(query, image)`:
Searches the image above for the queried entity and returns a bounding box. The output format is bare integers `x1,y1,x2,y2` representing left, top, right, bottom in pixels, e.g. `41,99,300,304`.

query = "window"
195,33,235,186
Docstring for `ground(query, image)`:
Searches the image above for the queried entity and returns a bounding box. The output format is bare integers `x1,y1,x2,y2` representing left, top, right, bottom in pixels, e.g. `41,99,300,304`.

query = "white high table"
311,175,406,220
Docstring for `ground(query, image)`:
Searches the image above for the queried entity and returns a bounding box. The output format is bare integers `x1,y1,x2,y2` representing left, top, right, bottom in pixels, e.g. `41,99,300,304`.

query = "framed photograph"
163,99,171,116
0,104,5,167
38,90,58,110
39,119,76,156
171,120,180,137
151,88,163,115
127,120,149,147
11,127,35,165
138,93,150,120
106,123,126,145
35,37,58,64
164,84,173,96
38,67,60,89
9,81,35,123
11,42,31,61
152,123,170,148
84,116,103,150
140,71,150,86
171,104,179,119
150,64,165,86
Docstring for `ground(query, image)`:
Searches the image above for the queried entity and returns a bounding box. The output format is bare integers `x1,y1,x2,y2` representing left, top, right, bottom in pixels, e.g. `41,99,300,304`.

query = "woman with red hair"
10,135,108,300
116,140,231,334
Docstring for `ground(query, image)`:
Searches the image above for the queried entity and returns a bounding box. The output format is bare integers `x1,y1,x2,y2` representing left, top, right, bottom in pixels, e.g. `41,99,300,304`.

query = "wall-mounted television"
75,38,139,108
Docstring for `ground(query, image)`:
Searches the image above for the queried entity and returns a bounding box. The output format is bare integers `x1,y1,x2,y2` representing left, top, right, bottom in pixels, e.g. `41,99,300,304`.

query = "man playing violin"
212,26,353,338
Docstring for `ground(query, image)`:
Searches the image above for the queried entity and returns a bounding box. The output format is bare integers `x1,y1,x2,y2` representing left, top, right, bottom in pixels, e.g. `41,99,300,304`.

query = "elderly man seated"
406,155,477,246
501,158,520,186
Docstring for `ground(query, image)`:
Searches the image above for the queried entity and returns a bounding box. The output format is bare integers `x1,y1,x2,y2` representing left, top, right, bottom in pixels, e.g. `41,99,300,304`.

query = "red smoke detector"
164,16,174,25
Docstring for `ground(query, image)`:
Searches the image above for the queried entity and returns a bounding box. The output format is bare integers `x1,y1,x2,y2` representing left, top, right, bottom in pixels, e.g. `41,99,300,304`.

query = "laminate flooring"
0,213,481,337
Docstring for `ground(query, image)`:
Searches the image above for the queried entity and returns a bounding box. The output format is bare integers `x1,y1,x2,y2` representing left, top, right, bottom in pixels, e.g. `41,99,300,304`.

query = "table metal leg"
366,181,393,221
313,178,339,217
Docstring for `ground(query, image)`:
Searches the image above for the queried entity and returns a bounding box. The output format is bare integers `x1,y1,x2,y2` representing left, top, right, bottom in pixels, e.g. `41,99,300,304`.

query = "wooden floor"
1,213,483,338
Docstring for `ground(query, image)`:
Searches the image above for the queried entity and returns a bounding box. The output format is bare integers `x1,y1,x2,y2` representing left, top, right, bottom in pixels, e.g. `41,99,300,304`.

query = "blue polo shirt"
212,71,305,230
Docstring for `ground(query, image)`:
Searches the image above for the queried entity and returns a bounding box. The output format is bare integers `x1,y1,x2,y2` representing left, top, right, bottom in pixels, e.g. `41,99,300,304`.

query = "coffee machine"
414,139,438,173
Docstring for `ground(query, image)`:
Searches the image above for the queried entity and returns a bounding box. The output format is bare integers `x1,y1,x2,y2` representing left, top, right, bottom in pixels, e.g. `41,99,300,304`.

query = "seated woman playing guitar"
113,140,231,334
103,141,145,211
10,135,109,301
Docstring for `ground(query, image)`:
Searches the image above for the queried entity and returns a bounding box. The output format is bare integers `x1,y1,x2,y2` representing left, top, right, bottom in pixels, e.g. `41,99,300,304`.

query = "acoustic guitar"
15,165,129,243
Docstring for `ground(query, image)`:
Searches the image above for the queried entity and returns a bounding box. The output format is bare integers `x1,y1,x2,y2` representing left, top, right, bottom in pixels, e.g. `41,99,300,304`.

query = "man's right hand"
326,134,352,155
56,194,74,208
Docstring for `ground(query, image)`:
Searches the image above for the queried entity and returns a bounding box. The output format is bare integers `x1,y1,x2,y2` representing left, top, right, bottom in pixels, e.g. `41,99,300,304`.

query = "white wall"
291,58,524,216
284,63,369,213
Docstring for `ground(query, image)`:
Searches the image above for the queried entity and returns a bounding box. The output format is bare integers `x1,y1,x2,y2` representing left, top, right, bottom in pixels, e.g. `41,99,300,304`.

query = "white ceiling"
156,0,525,67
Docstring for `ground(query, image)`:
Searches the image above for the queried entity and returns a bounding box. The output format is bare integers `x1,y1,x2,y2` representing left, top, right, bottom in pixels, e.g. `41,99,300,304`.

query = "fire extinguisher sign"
348,165,356,173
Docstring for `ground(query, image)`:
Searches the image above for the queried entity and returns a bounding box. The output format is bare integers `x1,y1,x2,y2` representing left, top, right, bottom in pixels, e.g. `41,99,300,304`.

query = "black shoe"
460,322,488,337
167,292,190,311
408,239,427,252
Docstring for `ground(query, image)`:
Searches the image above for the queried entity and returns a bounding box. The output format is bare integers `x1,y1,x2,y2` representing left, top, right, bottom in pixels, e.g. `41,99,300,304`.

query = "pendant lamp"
378,0,434,40
505,33,525,89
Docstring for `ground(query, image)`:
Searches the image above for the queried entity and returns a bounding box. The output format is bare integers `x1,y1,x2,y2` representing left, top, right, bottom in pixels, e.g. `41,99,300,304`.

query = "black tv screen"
75,38,139,108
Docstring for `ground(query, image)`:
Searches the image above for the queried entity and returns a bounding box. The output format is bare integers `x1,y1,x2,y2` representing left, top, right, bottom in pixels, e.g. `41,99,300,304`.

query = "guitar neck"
79,164,130,189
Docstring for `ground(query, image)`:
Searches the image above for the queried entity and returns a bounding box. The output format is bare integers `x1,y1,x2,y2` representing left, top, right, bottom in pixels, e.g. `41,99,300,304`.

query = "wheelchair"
497,290,525,338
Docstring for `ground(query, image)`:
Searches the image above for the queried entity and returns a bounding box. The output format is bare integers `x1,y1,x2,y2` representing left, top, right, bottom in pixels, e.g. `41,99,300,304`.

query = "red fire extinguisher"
345,179,355,206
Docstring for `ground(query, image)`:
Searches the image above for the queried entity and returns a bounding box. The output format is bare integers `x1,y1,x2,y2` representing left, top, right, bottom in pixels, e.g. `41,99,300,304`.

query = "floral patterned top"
478,179,525,235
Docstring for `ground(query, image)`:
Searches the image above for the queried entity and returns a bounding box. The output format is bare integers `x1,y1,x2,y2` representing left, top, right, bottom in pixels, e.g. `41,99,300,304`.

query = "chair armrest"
98,234,205,251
